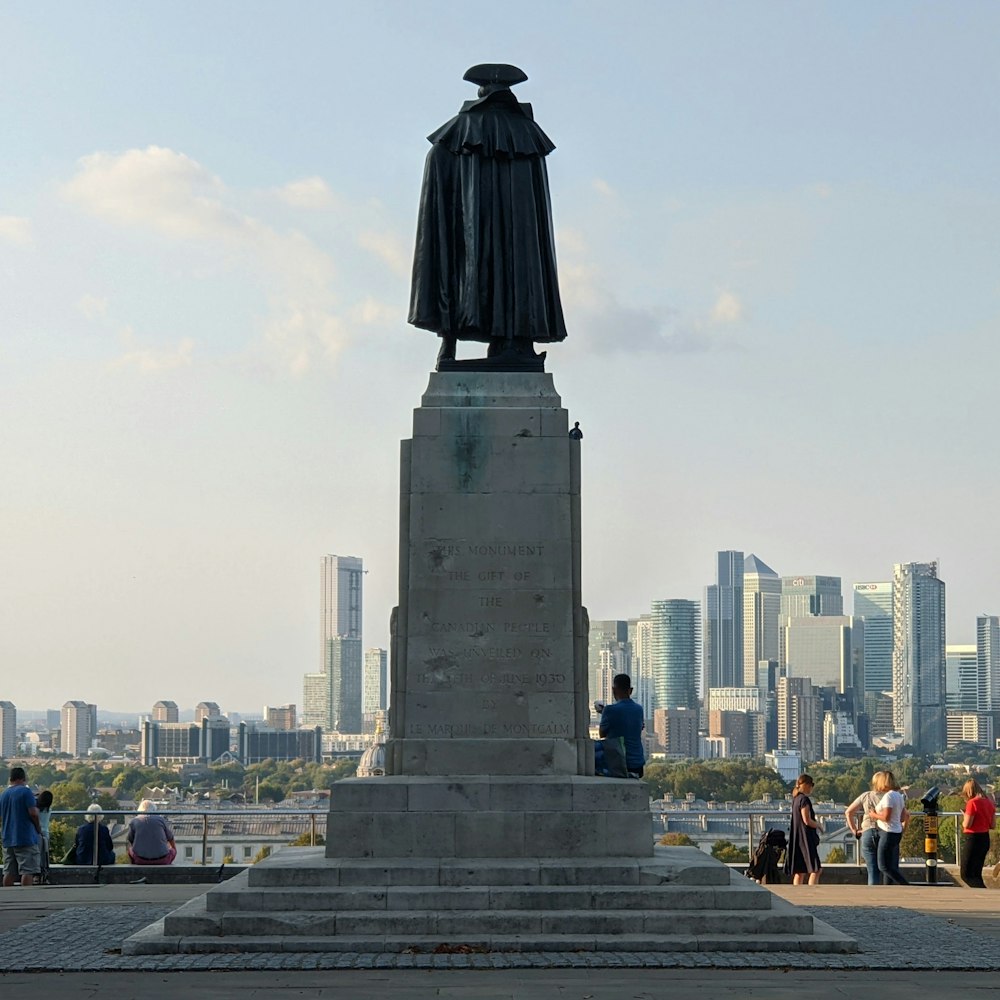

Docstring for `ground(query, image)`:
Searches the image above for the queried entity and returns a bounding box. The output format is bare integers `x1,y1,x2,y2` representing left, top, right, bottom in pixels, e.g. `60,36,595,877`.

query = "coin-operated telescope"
920,786,941,884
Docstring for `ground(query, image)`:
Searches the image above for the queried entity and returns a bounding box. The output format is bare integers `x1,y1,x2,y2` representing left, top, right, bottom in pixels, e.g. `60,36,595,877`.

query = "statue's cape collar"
427,90,554,158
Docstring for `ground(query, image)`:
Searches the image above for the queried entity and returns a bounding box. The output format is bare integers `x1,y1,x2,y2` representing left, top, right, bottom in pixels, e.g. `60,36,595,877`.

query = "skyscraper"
779,575,843,669
301,672,328,728
326,636,363,733
945,645,979,712
853,582,893,693
776,676,822,762
0,701,16,758
649,599,700,710
704,551,743,691
363,648,388,721
628,615,654,714
320,554,363,663
783,615,864,695
977,615,1000,711
305,554,365,733
780,576,844,621
588,620,629,711
892,561,946,753
742,554,781,686
61,700,97,757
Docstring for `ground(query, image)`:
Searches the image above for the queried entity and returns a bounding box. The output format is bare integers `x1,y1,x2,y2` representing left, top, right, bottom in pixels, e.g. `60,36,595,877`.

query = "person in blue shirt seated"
599,673,646,778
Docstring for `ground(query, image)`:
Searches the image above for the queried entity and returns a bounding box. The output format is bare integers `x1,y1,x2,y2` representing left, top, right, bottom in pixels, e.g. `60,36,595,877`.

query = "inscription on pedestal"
404,534,575,739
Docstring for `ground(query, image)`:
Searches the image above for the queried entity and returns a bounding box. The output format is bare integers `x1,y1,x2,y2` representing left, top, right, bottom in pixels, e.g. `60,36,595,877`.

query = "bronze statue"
408,64,567,371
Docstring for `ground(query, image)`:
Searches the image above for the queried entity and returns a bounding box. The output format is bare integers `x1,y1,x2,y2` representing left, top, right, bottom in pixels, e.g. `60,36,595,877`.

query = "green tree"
710,840,749,864
640,762,674,801
985,830,1000,868
826,847,848,864
51,782,93,812
324,759,359,784
288,831,326,847
657,832,695,847
252,846,272,864
48,819,73,861
254,781,287,803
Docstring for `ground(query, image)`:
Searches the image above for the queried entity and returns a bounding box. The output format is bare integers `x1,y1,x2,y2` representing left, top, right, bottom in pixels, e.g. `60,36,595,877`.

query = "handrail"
48,807,329,867
652,806,966,860
50,808,329,817
47,805,969,870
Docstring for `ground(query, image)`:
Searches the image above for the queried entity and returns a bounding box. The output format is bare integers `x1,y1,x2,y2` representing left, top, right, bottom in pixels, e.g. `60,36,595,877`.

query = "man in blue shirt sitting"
599,673,646,778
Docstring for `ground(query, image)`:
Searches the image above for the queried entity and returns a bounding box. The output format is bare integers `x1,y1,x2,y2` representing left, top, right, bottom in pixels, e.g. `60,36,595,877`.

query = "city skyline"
2,544,997,714
4,553,996,758
3,4,999,708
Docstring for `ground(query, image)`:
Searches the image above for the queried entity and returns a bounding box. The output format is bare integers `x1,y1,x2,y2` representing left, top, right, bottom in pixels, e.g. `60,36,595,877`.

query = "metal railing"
47,805,972,871
49,808,328,868
653,807,967,864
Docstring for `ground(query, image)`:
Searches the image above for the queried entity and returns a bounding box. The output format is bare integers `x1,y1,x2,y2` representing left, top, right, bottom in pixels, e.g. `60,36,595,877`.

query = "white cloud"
358,229,410,279
0,215,33,246
351,297,398,327
262,302,346,375
77,294,109,321
555,226,588,258
592,178,617,198
275,176,337,210
111,328,194,372
710,289,744,325
557,232,739,356
61,146,239,240
62,146,349,373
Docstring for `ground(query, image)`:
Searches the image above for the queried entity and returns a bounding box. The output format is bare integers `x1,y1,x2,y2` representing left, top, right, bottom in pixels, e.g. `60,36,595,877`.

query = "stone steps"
204,882,770,913
128,924,854,956
165,897,810,937
122,846,858,956
246,850,732,888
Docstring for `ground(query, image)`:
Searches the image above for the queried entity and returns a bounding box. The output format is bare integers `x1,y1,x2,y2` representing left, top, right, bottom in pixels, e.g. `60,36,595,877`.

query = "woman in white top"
868,770,910,886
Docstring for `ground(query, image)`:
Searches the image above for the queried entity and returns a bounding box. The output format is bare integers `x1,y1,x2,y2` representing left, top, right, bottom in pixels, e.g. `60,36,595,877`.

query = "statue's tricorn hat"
463,64,528,88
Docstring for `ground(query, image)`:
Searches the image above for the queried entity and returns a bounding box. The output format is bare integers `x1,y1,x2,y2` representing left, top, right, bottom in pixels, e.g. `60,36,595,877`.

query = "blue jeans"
876,830,909,885
860,828,881,885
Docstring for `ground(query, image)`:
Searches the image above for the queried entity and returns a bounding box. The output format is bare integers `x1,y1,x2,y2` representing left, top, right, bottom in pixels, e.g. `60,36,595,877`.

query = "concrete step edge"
125,930,855,956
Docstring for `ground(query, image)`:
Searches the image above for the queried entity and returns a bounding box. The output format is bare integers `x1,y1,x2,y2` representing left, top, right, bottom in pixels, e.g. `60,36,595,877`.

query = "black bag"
601,736,629,779
746,828,786,884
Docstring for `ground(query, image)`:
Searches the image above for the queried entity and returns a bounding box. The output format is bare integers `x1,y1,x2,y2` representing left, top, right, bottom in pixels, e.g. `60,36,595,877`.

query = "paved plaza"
1,879,999,1000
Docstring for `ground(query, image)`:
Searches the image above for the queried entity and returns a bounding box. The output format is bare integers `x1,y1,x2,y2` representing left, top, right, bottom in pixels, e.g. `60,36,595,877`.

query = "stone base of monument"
321,776,653,858
125,775,854,954
123,842,855,955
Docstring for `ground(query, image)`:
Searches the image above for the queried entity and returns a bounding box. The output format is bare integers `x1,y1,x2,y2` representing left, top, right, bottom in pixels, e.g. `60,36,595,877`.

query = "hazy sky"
3,2,998,714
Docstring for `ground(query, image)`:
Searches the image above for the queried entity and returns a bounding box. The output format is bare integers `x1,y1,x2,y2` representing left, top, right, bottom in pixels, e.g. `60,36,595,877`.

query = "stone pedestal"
386,371,591,778
325,371,652,860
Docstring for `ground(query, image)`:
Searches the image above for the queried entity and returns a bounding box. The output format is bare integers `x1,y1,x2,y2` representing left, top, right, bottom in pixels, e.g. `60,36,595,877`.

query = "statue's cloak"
408,90,568,344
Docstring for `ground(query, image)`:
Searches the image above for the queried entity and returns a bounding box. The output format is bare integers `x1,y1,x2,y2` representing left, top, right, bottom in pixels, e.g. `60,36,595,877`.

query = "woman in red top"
960,779,996,889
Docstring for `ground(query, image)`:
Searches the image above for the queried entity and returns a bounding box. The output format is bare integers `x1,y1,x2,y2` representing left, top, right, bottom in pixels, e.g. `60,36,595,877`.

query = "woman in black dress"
785,773,823,885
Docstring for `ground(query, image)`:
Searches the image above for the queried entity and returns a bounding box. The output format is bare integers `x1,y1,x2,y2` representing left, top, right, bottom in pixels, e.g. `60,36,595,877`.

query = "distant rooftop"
744,553,778,577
